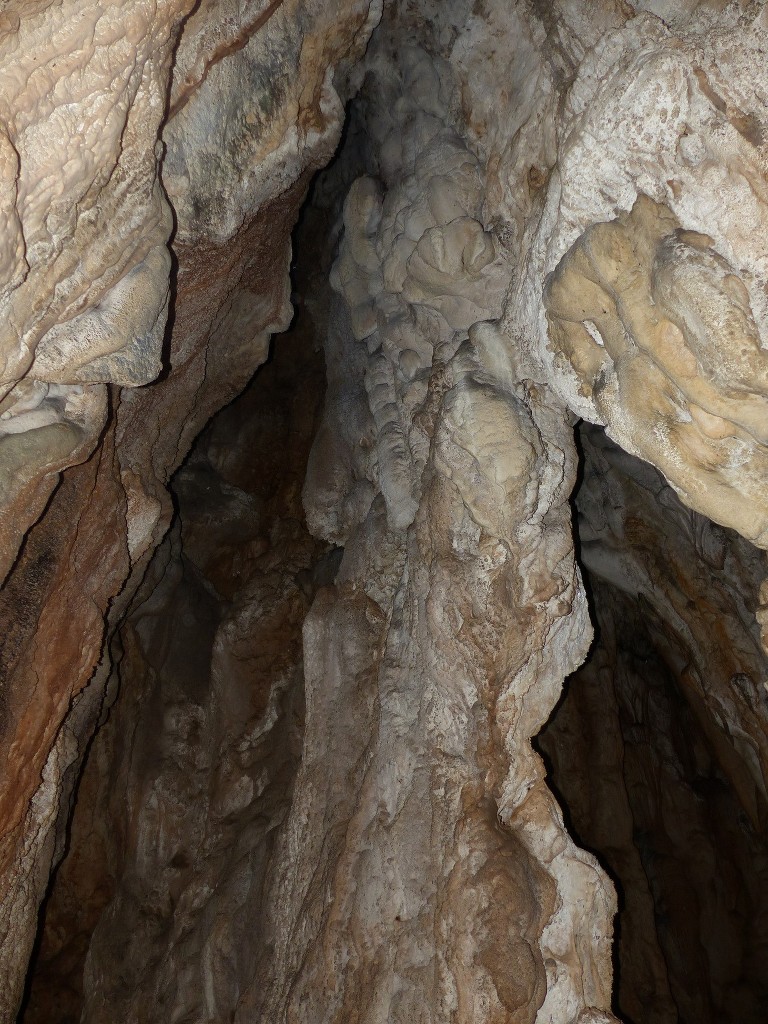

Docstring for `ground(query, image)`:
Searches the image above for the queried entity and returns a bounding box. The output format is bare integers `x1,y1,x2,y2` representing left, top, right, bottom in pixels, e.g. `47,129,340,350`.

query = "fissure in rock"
539,423,768,1024
18,191,335,1023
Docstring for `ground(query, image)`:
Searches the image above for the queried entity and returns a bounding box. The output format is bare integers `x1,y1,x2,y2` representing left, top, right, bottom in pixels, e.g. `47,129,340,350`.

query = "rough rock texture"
502,3,768,548
539,423,768,1024
0,0,183,580
0,2,378,1018
22,283,330,1023
545,196,768,547
23,82,617,1021
2,0,768,1022
248,33,617,1023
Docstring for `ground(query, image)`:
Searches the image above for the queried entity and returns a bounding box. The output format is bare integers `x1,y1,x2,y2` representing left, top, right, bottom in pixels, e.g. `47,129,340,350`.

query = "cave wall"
0,0,767,1021
0,1,379,1017
21,250,331,1022
539,423,768,1024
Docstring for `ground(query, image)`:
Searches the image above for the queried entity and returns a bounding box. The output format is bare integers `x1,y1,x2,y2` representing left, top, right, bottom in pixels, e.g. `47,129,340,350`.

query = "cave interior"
19,133,768,1024
2,3,768,1023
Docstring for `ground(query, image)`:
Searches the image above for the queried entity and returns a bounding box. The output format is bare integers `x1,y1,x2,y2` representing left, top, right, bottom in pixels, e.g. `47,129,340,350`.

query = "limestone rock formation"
0,1,378,1018
0,1,767,1022
545,197,768,547
22,292,330,1024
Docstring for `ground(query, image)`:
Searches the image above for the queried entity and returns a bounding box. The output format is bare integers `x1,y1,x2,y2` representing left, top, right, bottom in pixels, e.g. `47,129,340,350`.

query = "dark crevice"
17,159,342,1024
538,421,768,1024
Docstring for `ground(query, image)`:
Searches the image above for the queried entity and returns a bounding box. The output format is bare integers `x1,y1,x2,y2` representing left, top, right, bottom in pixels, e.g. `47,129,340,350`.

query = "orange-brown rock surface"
0,1,378,1018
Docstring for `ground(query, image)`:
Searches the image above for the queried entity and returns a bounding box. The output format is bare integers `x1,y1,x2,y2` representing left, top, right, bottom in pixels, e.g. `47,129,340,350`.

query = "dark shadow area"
537,422,768,1024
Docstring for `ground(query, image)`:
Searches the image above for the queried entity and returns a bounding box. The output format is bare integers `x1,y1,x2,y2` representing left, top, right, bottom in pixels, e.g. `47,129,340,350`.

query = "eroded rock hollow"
1,1,767,1022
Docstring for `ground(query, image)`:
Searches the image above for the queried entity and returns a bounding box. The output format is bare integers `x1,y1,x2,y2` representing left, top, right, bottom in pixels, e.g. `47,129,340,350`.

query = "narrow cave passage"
537,422,768,1024
20,200,768,1023
16,183,342,1024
